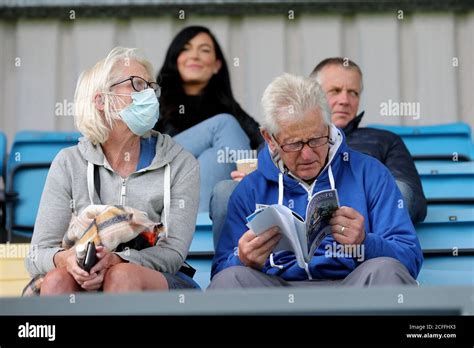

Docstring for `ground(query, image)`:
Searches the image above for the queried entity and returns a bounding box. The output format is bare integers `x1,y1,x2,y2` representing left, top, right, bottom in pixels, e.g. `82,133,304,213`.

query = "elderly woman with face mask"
25,47,200,295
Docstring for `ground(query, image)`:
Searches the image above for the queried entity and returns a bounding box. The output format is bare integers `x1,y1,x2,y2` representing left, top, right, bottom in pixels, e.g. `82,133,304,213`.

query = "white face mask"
112,88,160,136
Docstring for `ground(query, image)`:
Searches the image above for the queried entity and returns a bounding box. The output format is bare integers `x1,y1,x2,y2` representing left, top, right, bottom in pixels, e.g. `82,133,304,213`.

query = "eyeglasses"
110,76,161,97
272,130,330,153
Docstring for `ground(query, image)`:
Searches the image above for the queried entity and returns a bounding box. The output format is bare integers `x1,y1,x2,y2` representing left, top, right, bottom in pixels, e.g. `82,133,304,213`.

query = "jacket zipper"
299,179,317,202
120,178,127,205
302,180,316,281
307,181,315,202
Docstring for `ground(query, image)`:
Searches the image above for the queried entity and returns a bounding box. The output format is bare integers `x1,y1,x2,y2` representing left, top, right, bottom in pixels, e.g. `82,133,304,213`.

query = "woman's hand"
81,246,124,291
231,170,247,182
63,249,98,288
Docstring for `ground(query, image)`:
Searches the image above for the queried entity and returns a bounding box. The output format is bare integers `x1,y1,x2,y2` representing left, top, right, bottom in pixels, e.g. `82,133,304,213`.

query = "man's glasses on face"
272,127,330,153
110,76,161,97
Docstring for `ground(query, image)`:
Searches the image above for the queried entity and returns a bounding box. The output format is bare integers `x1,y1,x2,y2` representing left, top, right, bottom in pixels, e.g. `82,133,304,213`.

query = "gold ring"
340,225,345,235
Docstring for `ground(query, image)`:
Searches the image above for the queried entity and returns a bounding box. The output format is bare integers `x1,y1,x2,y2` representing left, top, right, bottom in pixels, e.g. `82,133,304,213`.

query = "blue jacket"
212,125,423,280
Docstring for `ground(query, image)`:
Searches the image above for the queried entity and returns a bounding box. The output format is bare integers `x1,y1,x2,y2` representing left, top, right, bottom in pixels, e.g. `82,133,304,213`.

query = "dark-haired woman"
154,26,263,212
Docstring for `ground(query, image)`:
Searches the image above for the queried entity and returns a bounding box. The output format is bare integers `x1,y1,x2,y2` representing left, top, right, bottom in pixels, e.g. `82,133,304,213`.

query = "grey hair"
74,47,155,145
260,73,331,135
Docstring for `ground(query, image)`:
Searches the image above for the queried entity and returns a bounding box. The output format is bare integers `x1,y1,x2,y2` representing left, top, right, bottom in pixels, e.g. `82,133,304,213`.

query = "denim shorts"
162,272,200,290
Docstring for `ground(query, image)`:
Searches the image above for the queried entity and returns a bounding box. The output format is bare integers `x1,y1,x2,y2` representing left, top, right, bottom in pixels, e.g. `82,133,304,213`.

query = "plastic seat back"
5,131,80,240
368,122,474,161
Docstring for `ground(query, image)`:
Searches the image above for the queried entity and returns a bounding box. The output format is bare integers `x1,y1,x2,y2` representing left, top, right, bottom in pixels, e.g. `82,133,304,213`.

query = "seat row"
0,122,473,288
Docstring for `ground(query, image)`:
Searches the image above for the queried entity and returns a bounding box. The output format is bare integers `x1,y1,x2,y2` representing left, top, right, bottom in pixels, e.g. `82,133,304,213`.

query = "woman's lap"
37,263,197,295
173,113,251,157
162,272,199,290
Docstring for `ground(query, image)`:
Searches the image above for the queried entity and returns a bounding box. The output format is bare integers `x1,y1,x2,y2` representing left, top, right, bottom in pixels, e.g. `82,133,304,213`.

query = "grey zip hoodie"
25,131,199,277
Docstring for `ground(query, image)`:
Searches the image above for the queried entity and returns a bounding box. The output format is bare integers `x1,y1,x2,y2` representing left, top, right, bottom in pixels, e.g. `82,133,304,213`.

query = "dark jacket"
343,112,427,223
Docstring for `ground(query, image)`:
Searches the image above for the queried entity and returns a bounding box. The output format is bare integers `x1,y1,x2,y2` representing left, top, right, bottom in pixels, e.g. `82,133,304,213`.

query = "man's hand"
81,246,123,291
238,227,282,269
329,206,365,245
231,170,247,182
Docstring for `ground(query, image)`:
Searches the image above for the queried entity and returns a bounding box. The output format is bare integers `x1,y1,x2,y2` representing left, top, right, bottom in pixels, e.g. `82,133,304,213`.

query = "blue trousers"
173,114,251,212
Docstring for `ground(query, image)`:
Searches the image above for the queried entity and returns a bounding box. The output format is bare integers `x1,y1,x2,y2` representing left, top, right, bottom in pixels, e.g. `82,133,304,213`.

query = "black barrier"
0,315,472,346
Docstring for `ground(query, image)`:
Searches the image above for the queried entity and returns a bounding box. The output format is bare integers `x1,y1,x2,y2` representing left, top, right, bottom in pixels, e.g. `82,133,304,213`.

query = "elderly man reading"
208,74,423,289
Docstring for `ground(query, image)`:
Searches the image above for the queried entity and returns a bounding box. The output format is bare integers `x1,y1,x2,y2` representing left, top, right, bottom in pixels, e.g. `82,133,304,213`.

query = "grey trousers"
207,257,418,290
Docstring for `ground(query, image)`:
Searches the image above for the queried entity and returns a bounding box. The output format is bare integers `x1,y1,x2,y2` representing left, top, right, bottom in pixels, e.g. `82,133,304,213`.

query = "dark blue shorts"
162,272,201,290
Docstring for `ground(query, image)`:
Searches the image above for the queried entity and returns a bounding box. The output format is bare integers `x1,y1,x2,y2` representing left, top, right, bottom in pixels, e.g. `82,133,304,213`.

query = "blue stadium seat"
0,131,7,232
185,257,213,289
416,203,474,286
417,256,474,286
416,160,474,175
416,204,474,252
186,212,214,289
368,122,474,161
0,131,6,179
5,131,81,240
370,122,471,136
189,212,214,255
415,161,474,203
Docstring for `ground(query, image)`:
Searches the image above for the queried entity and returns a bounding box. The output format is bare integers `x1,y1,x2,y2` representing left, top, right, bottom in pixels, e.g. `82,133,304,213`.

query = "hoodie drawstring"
271,162,336,280
270,253,284,270
278,172,284,205
162,163,170,238
305,263,313,280
328,165,335,190
87,162,95,205
269,173,285,271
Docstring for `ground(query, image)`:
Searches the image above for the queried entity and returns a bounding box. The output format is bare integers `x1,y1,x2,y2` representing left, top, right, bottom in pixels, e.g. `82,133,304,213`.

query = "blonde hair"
74,47,155,144
261,73,331,135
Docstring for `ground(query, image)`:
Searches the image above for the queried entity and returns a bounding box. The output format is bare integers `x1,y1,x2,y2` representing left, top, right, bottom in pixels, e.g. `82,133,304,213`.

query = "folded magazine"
246,189,340,268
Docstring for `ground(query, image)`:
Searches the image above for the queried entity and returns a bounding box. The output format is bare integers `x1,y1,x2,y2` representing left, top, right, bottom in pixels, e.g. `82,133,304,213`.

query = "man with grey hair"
208,73,423,289
210,59,426,241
